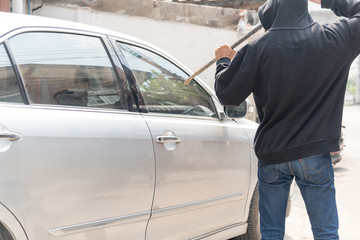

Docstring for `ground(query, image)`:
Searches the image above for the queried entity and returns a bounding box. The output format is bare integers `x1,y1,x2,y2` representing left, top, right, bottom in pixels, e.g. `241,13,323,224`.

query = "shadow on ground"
333,166,349,173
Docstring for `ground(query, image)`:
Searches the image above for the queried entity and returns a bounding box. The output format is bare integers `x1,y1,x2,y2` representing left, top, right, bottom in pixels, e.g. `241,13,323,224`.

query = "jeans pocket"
258,164,279,183
300,153,332,185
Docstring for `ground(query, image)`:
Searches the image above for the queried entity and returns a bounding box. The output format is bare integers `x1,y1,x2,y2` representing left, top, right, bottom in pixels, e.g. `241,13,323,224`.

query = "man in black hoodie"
215,0,360,238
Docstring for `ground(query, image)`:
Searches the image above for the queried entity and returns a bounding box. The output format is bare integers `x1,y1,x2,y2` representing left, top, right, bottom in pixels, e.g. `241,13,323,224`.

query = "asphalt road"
284,104,360,240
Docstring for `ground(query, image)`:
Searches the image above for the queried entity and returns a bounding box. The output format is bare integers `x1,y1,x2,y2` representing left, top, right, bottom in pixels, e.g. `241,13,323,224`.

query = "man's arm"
214,44,256,106
215,44,236,61
320,0,360,57
321,0,360,18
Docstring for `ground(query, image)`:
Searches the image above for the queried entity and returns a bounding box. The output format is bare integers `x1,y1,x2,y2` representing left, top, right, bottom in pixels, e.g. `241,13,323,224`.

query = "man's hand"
215,45,236,61
309,0,321,4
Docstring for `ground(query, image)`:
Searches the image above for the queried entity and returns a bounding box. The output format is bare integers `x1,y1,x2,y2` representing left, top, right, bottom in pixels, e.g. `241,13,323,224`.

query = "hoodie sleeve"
214,44,256,106
322,0,360,58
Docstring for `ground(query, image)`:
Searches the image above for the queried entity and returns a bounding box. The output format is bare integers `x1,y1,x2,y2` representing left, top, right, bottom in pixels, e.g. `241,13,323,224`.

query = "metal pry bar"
184,23,263,85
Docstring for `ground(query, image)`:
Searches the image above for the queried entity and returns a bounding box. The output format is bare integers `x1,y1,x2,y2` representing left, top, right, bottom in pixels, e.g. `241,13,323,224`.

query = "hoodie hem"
257,139,340,167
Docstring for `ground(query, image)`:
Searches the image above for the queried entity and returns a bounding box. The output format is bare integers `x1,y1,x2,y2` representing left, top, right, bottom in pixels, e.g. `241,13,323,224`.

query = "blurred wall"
0,0,10,12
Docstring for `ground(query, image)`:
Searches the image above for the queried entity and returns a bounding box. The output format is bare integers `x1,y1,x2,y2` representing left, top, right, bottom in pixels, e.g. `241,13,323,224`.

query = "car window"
0,44,23,103
8,32,125,109
118,42,217,118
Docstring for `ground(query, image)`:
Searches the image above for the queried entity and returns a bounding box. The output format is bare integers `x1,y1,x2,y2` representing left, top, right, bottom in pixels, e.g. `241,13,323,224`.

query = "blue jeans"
258,153,339,240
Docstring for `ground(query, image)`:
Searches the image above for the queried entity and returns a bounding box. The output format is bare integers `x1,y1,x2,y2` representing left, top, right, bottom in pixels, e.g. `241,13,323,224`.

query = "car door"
0,31,154,240
116,42,253,240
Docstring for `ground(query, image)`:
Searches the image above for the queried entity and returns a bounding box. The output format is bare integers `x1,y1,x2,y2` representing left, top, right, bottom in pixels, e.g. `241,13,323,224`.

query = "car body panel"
144,115,251,239
0,104,155,239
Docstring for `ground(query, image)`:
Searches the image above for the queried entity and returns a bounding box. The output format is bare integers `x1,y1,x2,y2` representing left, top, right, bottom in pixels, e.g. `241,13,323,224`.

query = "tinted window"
0,44,23,103
118,43,216,118
8,32,125,109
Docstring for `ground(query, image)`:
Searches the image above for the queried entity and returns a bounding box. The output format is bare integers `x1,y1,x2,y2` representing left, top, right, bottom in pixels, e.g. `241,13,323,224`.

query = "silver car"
0,12,260,240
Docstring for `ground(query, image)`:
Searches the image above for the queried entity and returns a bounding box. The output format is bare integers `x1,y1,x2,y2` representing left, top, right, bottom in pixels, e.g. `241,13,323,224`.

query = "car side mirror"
223,99,253,119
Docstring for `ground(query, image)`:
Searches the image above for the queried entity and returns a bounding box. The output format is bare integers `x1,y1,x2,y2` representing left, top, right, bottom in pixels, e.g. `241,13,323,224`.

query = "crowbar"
184,23,263,85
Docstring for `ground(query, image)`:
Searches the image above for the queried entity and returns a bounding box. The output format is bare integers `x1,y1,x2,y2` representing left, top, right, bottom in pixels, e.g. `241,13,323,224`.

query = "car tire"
231,184,261,240
0,222,14,240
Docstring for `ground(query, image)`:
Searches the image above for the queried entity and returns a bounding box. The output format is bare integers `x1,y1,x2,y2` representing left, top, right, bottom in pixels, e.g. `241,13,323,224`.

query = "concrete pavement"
284,104,360,240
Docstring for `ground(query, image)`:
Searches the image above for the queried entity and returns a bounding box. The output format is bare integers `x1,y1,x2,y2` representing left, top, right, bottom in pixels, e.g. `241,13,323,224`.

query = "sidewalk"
284,105,360,240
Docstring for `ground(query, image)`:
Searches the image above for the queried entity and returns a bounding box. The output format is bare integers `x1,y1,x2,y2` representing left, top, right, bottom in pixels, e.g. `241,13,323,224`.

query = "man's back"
215,0,360,166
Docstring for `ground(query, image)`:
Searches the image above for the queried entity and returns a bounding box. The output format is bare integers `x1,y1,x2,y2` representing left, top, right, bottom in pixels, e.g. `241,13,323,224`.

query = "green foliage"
346,77,356,95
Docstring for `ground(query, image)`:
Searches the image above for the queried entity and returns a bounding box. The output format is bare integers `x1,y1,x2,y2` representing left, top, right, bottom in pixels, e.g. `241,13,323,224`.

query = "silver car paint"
144,114,251,240
0,104,155,239
0,12,259,240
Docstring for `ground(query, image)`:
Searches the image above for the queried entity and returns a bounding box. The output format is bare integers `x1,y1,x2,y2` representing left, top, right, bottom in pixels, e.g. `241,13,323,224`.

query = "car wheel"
231,184,261,240
0,222,14,240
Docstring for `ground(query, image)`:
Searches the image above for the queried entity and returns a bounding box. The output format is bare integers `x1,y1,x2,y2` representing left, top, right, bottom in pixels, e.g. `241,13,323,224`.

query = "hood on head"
258,0,314,30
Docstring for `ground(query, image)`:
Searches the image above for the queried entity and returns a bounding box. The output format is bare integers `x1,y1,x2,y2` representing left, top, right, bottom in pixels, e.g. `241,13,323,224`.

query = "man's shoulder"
245,30,271,51
249,30,270,45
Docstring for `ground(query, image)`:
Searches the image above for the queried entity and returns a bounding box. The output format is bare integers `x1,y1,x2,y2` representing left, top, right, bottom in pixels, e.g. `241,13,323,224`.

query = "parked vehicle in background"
0,12,263,240
331,126,345,165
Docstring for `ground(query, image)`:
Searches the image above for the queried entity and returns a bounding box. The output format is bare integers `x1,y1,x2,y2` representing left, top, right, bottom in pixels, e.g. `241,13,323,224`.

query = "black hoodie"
215,0,360,167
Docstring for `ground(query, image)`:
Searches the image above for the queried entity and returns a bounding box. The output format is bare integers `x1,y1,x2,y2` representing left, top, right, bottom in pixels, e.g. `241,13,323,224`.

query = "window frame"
113,39,221,120
1,41,28,104
2,27,134,113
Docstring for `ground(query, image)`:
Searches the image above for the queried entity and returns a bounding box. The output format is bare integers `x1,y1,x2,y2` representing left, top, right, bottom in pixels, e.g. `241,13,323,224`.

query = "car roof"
0,12,150,46
0,12,215,95
0,12,180,67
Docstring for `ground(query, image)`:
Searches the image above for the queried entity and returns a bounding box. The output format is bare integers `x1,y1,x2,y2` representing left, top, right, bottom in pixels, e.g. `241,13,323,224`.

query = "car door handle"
0,132,22,141
156,136,181,144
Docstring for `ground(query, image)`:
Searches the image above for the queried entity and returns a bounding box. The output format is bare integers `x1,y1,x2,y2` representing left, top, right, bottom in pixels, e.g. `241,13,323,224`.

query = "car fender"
0,203,28,240
236,119,259,223
241,142,259,223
